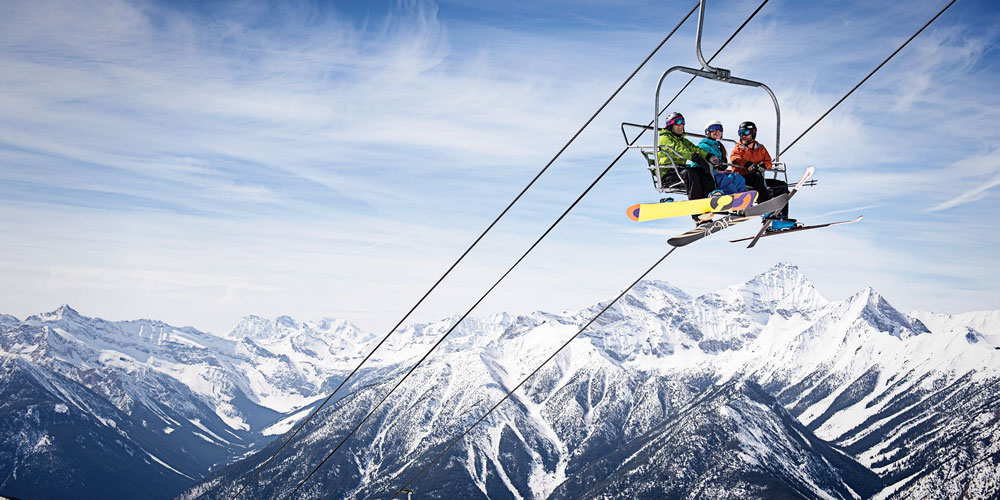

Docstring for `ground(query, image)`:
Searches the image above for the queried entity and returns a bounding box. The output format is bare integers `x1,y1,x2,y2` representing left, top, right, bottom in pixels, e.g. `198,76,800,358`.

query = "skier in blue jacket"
695,120,746,195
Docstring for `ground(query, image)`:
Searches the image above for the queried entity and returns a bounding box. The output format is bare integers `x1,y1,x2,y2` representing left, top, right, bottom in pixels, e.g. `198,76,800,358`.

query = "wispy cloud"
0,0,658,216
3,0,999,334
926,169,1000,212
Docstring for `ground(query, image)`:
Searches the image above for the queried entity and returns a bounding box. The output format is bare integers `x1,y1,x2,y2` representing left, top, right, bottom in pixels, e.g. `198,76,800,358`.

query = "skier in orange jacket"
729,121,794,229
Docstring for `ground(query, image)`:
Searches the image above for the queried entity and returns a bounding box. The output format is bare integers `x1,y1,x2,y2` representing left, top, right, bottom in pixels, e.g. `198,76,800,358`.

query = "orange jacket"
729,140,772,175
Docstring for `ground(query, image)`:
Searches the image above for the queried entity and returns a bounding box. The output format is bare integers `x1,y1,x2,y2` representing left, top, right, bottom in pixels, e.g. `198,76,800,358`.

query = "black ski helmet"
738,121,757,140
664,112,685,128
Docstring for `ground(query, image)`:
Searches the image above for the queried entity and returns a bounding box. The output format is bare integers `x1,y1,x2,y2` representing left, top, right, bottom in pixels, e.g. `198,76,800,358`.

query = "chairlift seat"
642,149,687,195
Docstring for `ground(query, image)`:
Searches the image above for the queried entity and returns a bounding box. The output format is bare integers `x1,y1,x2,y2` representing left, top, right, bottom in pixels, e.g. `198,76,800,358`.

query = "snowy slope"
178,263,1000,500
0,307,379,499
6,263,998,500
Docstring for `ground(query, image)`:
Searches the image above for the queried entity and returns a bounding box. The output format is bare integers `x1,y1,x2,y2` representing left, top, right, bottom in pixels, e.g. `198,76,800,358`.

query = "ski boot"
766,218,799,232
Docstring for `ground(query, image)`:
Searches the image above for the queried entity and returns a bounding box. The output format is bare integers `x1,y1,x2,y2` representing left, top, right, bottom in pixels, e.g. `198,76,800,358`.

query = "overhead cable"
266,5,701,500
229,4,700,500
781,0,957,156
389,246,678,498
390,1,964,494
382,2,775,494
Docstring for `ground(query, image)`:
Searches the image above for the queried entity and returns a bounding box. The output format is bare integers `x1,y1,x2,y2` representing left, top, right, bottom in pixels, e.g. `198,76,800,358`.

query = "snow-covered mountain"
173,263,998,500
3,263,998,499
0,307,379,499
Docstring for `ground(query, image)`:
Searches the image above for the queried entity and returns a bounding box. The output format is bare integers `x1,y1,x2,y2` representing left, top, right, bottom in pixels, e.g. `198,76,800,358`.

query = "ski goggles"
707,124,723,133
665,117,685,127
738,128,755,136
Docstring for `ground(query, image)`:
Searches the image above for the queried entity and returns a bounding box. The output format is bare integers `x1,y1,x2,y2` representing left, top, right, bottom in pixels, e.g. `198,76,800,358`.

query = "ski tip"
627,205,641,221
789,166,816,191
800,165,815,183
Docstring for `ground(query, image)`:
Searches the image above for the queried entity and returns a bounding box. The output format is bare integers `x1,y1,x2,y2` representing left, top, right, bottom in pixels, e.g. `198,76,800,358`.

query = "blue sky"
2,0,998,335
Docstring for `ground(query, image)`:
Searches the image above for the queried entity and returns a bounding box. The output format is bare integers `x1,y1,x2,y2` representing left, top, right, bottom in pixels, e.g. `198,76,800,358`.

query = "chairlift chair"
623,0,791,199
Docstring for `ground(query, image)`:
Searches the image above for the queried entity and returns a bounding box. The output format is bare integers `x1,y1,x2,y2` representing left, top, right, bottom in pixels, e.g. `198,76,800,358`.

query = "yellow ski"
626,191,756,222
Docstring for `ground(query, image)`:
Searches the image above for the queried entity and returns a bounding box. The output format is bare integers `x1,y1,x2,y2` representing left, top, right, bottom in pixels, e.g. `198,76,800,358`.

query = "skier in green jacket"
657,112,719,224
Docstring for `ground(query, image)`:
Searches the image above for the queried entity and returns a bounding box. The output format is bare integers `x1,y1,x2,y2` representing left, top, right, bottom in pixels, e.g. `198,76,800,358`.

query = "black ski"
742,192,791,217
665,167,815,248
667,215,755,247
743,166,815,248
730,215,862,242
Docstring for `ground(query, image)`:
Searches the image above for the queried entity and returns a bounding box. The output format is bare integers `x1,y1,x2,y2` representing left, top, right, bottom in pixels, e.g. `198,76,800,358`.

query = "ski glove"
690,152,711,171
708,154,722,169
746,162,764,173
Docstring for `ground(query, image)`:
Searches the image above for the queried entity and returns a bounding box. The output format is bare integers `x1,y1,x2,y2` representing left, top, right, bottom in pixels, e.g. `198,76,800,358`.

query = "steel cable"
385,0,962,495
261,5,701,500
378,2,775,494
388,246,678,498
781,0,957,156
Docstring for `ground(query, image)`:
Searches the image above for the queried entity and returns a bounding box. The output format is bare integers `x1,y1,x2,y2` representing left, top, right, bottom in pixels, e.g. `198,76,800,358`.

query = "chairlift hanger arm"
695,0,717,74
653,0,782,162
653,66,782,163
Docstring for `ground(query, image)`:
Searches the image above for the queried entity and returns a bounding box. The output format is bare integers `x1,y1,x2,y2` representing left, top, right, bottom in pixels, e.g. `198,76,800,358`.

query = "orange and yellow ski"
626,191,757,222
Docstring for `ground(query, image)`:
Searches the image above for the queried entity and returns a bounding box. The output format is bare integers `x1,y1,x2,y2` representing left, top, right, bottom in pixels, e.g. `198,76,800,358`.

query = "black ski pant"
766,178,791,218
741,172,791,218
676,166,717,221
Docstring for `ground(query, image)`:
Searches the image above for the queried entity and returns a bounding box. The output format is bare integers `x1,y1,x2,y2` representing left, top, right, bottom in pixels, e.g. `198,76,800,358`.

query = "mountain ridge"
3,262,998,500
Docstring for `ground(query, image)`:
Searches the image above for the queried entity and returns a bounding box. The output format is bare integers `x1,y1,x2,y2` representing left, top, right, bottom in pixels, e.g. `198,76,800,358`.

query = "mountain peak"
753,262,803,283
850,286,883,307
226,315,292,340
721,262,826,312
26,304,83,323
307,317,370,340
741,263,810,294
603,279,690,317
275,315,297,328
631,279,690,300
849,287,930,338
225,314,367,342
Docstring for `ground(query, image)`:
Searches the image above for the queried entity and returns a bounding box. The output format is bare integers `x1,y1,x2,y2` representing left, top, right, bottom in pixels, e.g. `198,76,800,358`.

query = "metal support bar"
653,66,782,162
653,0,782,162
695,0,721,75
629,0,791,195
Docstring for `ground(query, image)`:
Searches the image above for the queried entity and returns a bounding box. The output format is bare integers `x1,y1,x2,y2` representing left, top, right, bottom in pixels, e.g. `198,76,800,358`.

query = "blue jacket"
713,171,747,195
696,137,743,194
695,137,726,162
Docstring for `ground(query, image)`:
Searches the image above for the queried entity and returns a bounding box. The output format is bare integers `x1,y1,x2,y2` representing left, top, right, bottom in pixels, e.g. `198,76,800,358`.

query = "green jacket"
657,130,703,166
